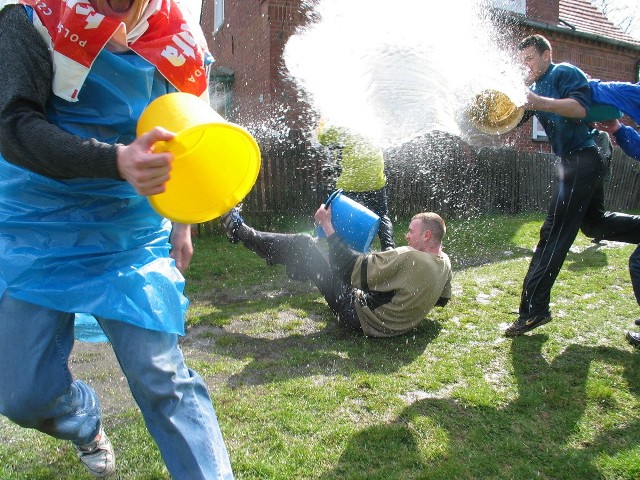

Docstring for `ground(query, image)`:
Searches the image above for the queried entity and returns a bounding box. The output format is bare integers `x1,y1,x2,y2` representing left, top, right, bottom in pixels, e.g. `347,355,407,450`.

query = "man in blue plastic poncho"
0,1,234,478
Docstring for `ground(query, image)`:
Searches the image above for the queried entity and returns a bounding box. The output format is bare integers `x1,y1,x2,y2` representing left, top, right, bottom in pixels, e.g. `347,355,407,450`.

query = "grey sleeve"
0,5,121,180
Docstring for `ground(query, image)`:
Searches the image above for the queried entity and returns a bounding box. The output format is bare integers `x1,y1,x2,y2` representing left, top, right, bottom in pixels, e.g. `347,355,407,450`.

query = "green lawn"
2,212,640,479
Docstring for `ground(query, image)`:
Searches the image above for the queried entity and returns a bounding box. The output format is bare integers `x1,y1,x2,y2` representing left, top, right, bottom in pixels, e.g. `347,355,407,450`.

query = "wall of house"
264,0,315,132
526,0,559,24
201,0,271,125
202,0,311,131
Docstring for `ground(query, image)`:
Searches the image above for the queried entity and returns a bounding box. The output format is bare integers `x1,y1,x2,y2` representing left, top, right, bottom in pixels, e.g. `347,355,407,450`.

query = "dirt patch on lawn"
69,278,322,416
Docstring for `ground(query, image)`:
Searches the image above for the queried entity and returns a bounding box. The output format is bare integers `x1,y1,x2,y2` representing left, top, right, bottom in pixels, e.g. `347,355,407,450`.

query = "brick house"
199,0,640,153
199,0,312,135
497,0,640,152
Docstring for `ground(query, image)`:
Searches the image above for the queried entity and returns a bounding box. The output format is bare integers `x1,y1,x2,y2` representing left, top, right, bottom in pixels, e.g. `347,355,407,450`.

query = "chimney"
526,0,559,25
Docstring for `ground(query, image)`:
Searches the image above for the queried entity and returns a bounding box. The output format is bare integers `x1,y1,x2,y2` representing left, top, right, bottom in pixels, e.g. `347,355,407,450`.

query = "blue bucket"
321,189,380,252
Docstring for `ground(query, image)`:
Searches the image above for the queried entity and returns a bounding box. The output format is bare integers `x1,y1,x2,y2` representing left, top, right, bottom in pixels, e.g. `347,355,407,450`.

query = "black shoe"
220,206,244,244
626,331,640,346
504,315,551,337
634,319,640,326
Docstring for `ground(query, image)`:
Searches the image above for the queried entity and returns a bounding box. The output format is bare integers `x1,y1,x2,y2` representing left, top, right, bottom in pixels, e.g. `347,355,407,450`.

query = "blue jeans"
0,294,233,480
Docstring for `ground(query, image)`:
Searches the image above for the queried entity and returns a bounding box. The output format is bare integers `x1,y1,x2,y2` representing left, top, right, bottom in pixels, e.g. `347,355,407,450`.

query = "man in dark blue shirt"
505,34,640,338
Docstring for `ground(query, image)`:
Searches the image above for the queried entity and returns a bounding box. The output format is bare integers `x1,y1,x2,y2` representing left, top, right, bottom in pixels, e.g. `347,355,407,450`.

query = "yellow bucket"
136,92,261,224
466,89,524,135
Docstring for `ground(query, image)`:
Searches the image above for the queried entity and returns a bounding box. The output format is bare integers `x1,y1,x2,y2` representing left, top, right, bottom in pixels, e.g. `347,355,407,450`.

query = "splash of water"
284,0,527,147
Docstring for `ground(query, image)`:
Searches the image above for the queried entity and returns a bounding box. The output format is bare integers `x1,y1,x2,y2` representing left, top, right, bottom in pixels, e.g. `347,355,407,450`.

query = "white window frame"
532,116,548,142
214,0,224,32
489,0,525,15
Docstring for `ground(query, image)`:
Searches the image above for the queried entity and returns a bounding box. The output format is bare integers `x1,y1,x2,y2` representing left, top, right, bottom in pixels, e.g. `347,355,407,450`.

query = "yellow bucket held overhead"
466,89,524,135
136,92,261,224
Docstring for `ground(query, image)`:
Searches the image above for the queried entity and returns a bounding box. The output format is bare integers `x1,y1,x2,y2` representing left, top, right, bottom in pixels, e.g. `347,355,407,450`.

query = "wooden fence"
198,132,640,233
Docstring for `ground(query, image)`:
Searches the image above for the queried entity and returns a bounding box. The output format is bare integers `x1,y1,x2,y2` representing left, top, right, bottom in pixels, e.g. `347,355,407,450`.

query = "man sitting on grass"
221,204,452,337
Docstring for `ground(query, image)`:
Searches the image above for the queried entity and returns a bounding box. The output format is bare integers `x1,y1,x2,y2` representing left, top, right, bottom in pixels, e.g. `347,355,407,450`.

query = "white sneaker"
73,427,116,478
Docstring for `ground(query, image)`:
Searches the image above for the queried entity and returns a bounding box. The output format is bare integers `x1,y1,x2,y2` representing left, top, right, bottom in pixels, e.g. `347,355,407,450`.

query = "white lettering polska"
56,22,88,47
162,25,202,66
187,67,206,84
63,0,85,8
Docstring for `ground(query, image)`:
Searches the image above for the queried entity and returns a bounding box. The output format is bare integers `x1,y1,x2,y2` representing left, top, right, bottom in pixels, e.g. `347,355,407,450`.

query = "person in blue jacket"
589,80,640,347
504,34,640,337
589,80,640,160
0,1,233,478
593,117,640,160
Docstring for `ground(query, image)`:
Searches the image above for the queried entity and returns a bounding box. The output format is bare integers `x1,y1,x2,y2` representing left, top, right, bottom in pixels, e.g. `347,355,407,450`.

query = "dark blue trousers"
630,245,640,307
237,226,363,331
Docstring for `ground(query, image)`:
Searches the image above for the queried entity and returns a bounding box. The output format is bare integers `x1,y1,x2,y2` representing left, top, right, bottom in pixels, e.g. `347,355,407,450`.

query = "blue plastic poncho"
0,48,189,340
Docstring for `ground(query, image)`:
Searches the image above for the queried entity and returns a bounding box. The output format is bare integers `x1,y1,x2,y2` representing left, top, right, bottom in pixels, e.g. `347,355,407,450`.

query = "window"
209,67,234,120
489,0,525,15
532,116,548,142
209,82,232,118
214,0,224,32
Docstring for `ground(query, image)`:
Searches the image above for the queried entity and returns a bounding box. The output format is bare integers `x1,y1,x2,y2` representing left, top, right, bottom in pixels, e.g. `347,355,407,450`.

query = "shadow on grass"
450,228,612,272
187,310,443,388
564,243,610,272
319,335,640,479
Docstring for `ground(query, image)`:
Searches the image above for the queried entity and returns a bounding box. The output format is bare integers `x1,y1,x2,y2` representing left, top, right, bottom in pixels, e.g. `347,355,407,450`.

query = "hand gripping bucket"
322,189,380,253
136,92,261,224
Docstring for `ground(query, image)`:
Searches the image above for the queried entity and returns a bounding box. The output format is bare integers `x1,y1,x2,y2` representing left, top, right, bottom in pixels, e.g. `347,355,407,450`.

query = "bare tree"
591,0,640,40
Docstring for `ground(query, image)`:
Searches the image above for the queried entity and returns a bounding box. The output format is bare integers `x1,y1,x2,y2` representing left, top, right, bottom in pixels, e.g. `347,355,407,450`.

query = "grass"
2,212,640,479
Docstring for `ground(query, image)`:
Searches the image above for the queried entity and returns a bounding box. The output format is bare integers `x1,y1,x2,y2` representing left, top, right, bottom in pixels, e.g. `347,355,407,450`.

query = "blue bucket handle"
324,188,343,208
315,189,343,238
